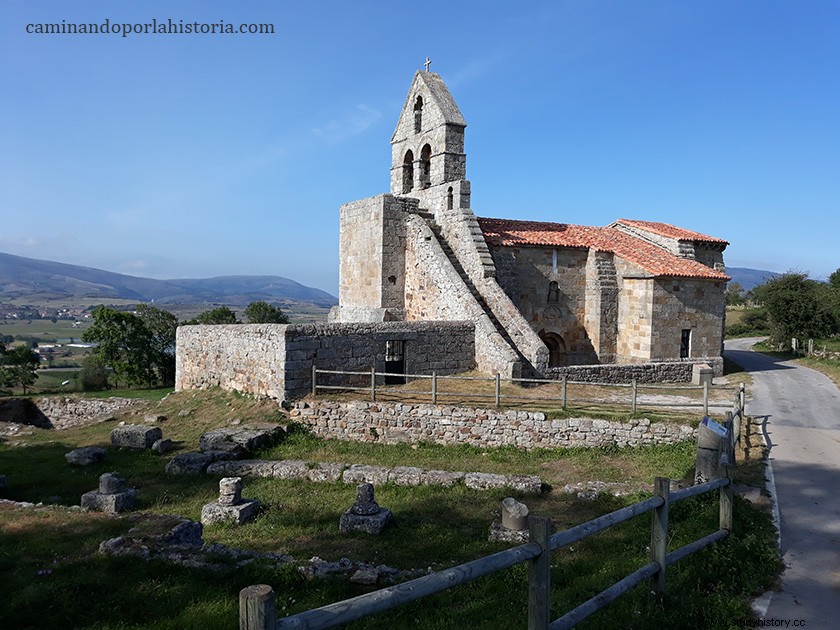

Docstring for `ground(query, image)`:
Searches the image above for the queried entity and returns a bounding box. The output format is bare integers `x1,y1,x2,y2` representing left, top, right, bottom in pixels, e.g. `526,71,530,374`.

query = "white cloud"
311,104,382,146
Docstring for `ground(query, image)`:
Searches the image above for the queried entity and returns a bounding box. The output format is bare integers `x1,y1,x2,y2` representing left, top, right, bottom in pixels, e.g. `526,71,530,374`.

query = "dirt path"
725,338,840,627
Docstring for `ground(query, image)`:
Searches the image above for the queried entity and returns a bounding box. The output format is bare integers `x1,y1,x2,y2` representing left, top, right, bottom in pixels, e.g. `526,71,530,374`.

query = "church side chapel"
329,66,730,380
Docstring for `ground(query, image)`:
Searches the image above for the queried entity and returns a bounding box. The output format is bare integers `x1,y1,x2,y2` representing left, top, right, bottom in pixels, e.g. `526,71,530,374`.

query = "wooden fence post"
495,373,501,408
649,477,670,604
432,371,437,405
702,381,709,416
528,515,553,630
720,416,734,532
240,584,275,630
631,379,637,414
371,366,376,402
311,364,317,397
561,376,567,410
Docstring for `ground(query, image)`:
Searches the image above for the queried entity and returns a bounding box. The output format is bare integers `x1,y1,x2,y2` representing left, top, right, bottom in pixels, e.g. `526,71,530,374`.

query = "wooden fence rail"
240,419,736,630
311,366,746,418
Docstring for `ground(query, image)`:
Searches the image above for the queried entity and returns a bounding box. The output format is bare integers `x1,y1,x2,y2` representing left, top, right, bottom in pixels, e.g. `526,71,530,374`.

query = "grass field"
0,388,781,628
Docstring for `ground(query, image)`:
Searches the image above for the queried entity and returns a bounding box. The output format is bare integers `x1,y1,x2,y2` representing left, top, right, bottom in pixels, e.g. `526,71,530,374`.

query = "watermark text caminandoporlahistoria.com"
25,18,275,38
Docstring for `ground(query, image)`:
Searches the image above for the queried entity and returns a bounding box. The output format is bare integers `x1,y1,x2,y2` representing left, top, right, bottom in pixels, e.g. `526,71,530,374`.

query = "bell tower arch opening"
402,149,414,193
413,96,423,133
420,144,432,189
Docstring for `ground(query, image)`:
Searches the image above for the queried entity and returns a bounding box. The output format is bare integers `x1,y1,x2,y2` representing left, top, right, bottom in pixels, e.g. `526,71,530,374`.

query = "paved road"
724,338,840,627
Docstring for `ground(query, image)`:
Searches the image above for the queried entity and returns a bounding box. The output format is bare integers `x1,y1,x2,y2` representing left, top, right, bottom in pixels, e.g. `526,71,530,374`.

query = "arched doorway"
539,331,567,367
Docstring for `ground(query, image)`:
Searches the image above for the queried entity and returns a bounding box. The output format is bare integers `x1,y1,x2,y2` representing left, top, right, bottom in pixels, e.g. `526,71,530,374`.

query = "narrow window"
547,280,560,302
413,96,423,133
420,144,432,189
680,329,691,358
402,150,414,193
447,186,454,210
552,249,558,274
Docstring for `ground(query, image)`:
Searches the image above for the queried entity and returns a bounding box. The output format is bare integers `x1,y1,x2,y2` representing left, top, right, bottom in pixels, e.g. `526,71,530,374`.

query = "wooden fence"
239,419,737,629
311,366,746,418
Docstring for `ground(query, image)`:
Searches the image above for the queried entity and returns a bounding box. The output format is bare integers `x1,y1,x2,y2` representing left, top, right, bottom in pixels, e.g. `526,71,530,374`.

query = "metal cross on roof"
424,57,431,72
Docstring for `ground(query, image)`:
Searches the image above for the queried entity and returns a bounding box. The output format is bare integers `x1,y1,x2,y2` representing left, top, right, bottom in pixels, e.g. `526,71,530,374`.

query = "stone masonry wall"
176,321,475,401
403,214,521,377
650,278,726,361
545,357,724,383
292,400,696,449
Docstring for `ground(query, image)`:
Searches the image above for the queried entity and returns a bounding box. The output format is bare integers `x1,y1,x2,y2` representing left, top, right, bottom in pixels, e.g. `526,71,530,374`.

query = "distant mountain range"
0,251,337,307
726,267,781,291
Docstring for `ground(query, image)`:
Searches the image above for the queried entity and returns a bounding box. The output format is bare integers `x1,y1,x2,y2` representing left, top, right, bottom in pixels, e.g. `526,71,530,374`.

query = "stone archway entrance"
539,331,567,367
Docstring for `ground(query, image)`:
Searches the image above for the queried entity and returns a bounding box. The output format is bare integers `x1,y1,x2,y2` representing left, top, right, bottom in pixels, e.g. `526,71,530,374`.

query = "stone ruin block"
201,476,260,526
420,470,465,486
206,459,277,478
489,497,530,543
273,459,309,480
152,438,176,454
692,363,714,386
111,424,163,449
81,472,137,514
388,466,423,486
339,483,392,535
198,425,285,456
342,464,390,486
166,451,236,476
306,462,345,483
65,446,107,466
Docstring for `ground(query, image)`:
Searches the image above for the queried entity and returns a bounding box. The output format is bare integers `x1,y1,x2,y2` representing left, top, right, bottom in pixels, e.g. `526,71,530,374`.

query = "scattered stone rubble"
198,424,286,457
97,513,425,584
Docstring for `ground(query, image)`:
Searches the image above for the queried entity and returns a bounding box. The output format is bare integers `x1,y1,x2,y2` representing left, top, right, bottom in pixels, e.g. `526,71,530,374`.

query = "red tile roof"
478,217,730,280
614,219,729,245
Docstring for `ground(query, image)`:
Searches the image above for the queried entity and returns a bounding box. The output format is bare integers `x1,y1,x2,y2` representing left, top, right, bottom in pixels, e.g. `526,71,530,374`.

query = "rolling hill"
0,251,337,307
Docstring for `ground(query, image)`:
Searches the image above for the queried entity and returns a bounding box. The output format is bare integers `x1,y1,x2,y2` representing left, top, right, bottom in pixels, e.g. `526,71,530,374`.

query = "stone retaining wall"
292,401,696,449
0,396,138,430
545,357,724,383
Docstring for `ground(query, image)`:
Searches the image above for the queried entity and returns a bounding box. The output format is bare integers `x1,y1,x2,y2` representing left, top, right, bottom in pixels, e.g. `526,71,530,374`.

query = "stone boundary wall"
176,321,475,401
0,396,138,430
545,357,724,383
292,401,696,449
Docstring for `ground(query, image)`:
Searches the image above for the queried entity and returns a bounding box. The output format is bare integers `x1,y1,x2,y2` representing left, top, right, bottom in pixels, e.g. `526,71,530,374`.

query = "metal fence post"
528,515,553,630
649,477,670,604
240,584,275,630
739,382,745,416
561,376,568,410
703,381,709,416
371,366,376,402
495,373,501,408
311,364,317,397
631,379,637,414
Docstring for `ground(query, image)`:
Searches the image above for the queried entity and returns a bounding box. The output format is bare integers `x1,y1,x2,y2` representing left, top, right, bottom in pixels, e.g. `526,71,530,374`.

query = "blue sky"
2,0,838,294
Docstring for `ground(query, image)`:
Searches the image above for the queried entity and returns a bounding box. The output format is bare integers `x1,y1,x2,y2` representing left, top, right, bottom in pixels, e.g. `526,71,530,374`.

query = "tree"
188,306,238,325
77,355,110,391
725,282,746,306
751,272,836,343
244,301,289,324
1,345,40,394
829,268,840,291
136,304,178,386
82,306,153,388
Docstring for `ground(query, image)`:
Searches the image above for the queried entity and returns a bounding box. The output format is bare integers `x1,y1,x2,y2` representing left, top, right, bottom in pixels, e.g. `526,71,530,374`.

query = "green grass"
0,388,781,628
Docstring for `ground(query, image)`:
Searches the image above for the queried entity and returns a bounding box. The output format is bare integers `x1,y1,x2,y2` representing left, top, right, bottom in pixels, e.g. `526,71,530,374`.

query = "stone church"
328,69,730,379
176,69,729,401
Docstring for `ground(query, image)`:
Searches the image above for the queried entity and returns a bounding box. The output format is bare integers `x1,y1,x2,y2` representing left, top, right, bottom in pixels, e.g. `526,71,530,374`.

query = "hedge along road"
725,338,840,626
